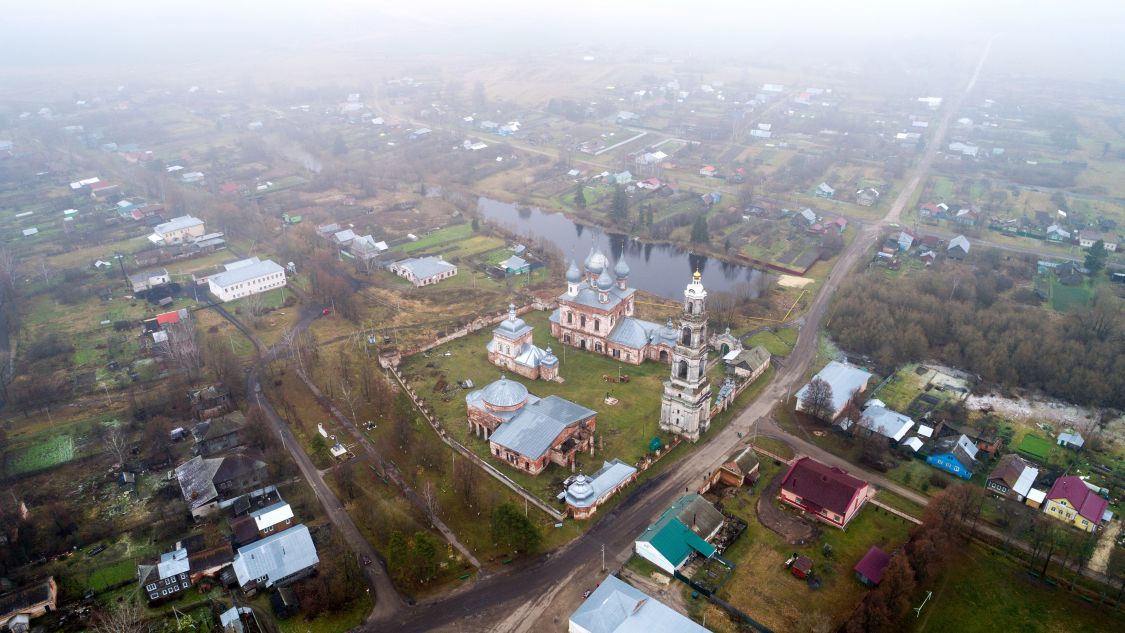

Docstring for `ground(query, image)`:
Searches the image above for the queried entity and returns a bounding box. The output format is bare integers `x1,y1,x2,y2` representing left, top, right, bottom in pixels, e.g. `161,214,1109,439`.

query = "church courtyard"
399,309,729,500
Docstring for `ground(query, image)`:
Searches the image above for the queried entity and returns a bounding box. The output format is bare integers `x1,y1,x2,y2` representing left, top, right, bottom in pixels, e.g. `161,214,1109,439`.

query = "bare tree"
800,377,835,421
103,425,129,467
338,380,359,427
243,290,266,317
454,455,479,508
422,481,439,524
160,314,202,380
90,598,152,633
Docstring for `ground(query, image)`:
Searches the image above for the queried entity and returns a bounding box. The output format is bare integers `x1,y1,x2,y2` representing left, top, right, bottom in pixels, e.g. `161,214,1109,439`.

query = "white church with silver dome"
487,304,560,381
549,247,678,365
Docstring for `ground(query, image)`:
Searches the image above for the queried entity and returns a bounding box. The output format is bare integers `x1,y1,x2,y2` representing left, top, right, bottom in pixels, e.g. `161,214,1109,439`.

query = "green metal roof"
637,494,717,568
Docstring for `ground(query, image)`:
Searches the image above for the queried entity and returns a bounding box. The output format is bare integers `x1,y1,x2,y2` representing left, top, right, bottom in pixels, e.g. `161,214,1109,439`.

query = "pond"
478,198,765,299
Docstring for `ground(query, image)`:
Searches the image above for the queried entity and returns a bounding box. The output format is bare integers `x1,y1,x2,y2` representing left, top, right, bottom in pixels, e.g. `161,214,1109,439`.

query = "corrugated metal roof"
795,361,872,414
155,215,203,235
209,259,285,290
566,459,637,508
635,494,719,570
394,256,456,280
861,405,914,442
231,524,318,588
569,575,709,633
251,501,293,531
489,395,594,459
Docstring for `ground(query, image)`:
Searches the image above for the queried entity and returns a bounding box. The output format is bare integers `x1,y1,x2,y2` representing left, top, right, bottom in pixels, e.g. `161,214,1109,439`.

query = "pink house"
779,457,870,528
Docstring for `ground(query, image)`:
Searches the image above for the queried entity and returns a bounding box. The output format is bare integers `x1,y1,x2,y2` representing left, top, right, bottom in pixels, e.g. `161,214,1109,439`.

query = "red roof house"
779,457,870,528
854,546,891,587
1044,476,1109,532
155,310,183,326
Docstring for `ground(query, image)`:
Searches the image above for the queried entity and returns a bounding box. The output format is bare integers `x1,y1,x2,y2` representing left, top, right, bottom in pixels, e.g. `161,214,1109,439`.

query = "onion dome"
613,258,630,279
585,247,608,274
565,259,582,283
596,268,615,291
541,346,559,366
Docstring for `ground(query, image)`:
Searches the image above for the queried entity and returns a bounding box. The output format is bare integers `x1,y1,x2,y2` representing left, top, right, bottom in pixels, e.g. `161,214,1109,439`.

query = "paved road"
208,300,408,622
371,39,998,633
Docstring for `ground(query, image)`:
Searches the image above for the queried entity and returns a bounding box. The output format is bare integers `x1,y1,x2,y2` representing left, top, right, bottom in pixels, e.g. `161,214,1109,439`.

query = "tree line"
828,268,1125,409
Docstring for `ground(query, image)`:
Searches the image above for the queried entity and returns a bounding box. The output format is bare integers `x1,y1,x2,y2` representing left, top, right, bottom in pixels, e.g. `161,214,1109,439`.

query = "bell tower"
659,271,713,441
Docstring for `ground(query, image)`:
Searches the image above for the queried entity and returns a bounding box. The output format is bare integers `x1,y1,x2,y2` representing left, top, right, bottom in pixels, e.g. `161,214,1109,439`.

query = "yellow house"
1043,476,1107,533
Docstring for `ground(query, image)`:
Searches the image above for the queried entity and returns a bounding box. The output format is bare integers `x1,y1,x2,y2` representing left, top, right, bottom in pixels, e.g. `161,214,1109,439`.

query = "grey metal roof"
860,405,915,442
489,395,594,459
948,235,970,253
569,574,709,633
155,215,203,235
501,255,529,270
394,256,456,280
209,259,285,290
795,361,872,414
175,456,222,509
566,259,582,282
231,524,318,588
494,306,532,339
566,459,637,508
475,377,530,409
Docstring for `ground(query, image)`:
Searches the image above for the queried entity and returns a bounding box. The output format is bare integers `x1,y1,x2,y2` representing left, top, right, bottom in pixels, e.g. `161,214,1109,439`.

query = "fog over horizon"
1,0,1123,89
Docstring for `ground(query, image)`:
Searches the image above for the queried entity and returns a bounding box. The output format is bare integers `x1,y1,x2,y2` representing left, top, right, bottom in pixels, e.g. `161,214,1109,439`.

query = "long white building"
207,257,286,302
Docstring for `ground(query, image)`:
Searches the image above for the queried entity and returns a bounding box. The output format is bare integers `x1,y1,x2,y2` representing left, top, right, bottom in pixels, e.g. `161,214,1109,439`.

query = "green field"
1018,434,1053,462
743,328,797,357
914,544,1121,633
1048,275,1094,312
4,434,76,476
395,224,474,254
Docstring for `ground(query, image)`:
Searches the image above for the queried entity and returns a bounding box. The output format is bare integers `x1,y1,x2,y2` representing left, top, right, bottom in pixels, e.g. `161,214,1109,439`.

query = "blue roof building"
924,434,978,479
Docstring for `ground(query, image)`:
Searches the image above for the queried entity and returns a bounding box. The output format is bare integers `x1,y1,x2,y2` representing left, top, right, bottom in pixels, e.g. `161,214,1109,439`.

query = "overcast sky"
1,1,1122,83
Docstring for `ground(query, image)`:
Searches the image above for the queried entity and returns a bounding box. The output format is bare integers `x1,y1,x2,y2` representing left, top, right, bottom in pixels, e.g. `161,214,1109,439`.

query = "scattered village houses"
390,256,458,287
723,345,771,382
206,257,287,302
191,411,246,457
795,361,873,421
175,454,270,518
0,578,57,629
1078,230,1117,251
231,524,319,592
779,456,870,528
568,575,710,633
550,251,677,365
138,548,192,604
1043,476,1109,533
487,304,560,381
987,454,1039,503
231,501,297,546
846,403,914,444
634,494,723,575
466,376,596,475
152,215,206,245
947,234,971,259
854,546,892,588
815,182,835,198
128,268,171,294
714,447,760,488
924,434,978,479
561,459,638,520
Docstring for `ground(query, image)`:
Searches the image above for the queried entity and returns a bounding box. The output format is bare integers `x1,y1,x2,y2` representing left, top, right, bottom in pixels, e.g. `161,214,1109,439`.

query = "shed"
854,546,891,587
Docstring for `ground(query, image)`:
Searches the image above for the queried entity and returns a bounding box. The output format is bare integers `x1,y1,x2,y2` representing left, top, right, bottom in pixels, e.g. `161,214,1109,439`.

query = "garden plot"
3,433,76,476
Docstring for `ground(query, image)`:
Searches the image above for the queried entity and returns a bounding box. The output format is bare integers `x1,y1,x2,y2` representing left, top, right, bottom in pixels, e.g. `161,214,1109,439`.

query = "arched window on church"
580,315,586,328
594,319,600,332
677,360,688,379
681,327,692,346
686,301,693,314
566,311,573,324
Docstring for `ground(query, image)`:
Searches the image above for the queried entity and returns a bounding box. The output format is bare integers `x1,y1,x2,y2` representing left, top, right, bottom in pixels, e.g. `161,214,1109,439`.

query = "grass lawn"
752,437,795,460
1018,434,1054,463
399,309,682,501
394,224,473,254
3,433,76,476
913,543,1121,633
1048,275,1094,312
274,591,373,633
874,489,927,519
870,363,924,411
743,328,797,357
713,459,914,631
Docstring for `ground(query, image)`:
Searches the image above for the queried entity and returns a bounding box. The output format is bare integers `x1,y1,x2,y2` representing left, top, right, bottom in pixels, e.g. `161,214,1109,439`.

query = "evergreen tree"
411,532,439,582
690,215,710,243
387,531,409,581
1084,239,1107,275
491,503,542,553
574,184,587,209
610,186,628,222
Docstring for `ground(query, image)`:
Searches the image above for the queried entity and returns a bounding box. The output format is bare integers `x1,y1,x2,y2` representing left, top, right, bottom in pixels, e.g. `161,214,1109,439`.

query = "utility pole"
601,543,606,571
